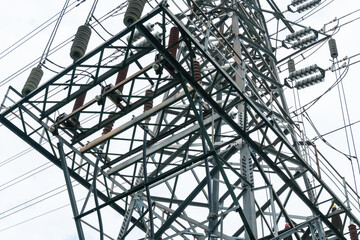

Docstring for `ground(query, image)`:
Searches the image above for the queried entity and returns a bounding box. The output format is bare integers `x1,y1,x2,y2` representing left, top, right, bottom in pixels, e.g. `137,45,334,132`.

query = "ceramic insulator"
328,38,338,59
123,0,146,27
22,67,43,97
70,25,91,60
288,59,296,73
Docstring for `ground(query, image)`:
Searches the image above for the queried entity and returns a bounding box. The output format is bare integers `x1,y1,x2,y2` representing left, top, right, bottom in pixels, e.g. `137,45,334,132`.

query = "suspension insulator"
115,66,129,93
168,27,180,58
144,90,154,112
349,223,359,240
328,38,338,59
288,59,296,74
71,87,87,122
70,25,92,60
22,67,43,97
123,0,146,27
331,205,343,233
193,61,202,84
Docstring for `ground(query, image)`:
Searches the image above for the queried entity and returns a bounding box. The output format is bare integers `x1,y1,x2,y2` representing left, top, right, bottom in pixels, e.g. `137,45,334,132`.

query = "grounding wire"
85,0,100,25
333,57,359,198
303,112,354,159
0,182,79,221
312,119,360,142
38,0,71,67
0,189,117,238
335,59,360,199
0,183,69,216
0,162,53,192
0,203,71,233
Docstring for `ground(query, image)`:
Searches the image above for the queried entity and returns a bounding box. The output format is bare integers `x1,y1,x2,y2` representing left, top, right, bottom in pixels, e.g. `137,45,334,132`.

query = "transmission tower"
1,0,360,239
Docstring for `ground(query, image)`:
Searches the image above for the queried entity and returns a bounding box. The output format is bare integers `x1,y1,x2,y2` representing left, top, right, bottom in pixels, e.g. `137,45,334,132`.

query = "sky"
0,0,360,239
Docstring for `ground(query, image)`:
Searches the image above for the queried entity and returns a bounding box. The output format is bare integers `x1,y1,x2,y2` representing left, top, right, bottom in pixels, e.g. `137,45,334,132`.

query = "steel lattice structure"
1,0,360,239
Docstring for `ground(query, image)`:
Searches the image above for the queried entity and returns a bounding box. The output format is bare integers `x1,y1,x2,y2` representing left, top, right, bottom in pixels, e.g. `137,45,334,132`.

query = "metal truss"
1,0,359,239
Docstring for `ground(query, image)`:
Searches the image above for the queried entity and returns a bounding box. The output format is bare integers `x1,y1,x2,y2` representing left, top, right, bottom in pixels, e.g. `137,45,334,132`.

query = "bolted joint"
95,95,105,106
207,212,217,220
48,125,59,136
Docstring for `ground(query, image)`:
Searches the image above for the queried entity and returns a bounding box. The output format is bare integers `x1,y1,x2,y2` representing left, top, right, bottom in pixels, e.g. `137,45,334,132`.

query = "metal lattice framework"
1,0,360,239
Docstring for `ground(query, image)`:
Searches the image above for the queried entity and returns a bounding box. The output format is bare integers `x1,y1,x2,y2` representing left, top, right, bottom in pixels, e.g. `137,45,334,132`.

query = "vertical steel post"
57,139,85,240
232,6,257,239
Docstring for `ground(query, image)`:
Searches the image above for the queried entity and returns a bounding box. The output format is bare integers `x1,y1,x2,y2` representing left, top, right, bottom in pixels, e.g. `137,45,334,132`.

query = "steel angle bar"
261,217,319,240
0,114,147,233
152,145,239,240
264,0,295,32
154,202,237,240
57,139,85,240
163,4,360,225
107,112,221,175
11,95,130,194
74,79,180,144
143,8,359,238
80,86,193,153
76,150,216,220
251,153,301,239
1,6,163,120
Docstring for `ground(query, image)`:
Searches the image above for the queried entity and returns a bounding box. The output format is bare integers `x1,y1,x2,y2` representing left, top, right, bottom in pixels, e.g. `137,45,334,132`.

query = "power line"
312,119,360,141
0,0,85,61
0,2,128,88
0,162,53,192
38,0,71,67
0,183,77,221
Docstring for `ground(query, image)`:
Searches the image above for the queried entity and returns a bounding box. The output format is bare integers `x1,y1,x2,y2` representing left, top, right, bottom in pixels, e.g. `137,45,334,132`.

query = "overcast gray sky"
1,0,360,239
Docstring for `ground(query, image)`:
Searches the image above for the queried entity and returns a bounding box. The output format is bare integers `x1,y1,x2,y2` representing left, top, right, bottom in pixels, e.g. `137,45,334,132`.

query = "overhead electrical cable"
0,0,86,61
38,0,71,67
312,119,360,141
0,2,130,88
334,58,360,200
0,182,79,221
0,162,53,192
303,112,353,159
291,59,349,115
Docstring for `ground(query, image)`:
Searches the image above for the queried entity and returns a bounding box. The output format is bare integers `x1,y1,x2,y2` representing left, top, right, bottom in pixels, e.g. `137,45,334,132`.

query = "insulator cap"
288,59,296,73
123,0,146,27
22,67,43,96
328,38,338,59
70,25,92,60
